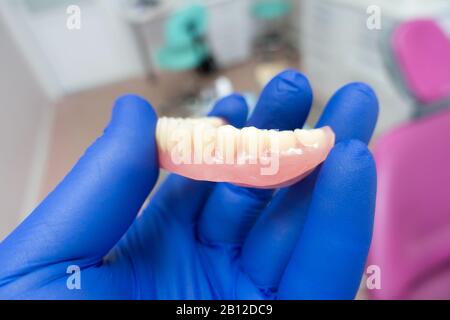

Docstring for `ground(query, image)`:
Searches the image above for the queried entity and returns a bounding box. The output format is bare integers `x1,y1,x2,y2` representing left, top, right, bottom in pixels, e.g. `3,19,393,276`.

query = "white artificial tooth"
238,127,259,164
157,117,225,159
193,122,215,164
165,118,174,151
186,118,199,126
185,117,223,128
158,117,169,152
205,117,225,128
267,129,282,153
169,121,192,165
277,131,297,152
257,129,270,156
168,118,189,153
294,129,326,148
156,117,163,150
216,125,238,164
192,122,202,164
172,118,183,132
202,124,217,165
162,118,170,152
156,117,232,163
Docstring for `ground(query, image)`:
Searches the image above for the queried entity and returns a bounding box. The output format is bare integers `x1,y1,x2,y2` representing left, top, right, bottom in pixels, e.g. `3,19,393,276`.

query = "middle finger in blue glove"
197,70,313,246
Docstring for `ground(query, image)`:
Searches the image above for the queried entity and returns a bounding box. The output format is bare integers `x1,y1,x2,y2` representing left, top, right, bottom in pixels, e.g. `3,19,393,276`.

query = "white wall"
206,0,254,68
0,14,53,241
27,0,143,94
2,0,260,97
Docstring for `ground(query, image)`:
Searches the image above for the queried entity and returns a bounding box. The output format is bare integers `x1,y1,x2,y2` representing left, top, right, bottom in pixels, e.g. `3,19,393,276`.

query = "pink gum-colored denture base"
157,118,335,188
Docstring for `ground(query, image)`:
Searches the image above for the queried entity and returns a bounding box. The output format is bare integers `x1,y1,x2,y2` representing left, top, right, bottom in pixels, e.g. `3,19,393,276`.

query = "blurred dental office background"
1,0,450,299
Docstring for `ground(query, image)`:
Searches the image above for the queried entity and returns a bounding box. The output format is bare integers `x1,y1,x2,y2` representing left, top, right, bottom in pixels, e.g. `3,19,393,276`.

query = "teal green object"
157,4,209,71
157,44,208,71
253,0,292,20
166,4,207,48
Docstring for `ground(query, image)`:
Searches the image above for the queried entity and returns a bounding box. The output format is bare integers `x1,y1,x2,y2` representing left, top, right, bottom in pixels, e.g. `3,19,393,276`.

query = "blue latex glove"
0,70,378,299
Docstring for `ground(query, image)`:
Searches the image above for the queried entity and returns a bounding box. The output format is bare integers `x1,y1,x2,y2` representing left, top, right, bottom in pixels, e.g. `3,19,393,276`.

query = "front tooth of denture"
216,125,239,164
203,125,217,164
187,117,223,128
238,127,259,163
193,122,217,164
294,128,326,148
157,117,223,155
192,123,204,164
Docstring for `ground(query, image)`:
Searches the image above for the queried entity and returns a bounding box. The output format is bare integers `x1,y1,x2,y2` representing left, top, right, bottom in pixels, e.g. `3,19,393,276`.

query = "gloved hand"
0,70,378,299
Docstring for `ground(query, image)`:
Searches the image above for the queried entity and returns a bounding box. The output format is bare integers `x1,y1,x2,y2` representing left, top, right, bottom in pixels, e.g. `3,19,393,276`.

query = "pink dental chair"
368,19,450,299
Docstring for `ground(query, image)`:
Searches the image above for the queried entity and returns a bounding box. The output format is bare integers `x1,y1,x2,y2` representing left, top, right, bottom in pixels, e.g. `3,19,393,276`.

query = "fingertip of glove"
326,140,376,180
209,93,249,128
273,69,313,98
336,82,379,116
342,82,377,99
112,94,157,125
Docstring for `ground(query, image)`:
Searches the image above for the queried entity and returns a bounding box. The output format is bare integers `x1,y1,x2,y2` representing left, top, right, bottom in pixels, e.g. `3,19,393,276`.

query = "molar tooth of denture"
294,128,326,148
216,125,239,164
238,127,259,162
203,124,218,164
257,129,270,156
277,130,297,152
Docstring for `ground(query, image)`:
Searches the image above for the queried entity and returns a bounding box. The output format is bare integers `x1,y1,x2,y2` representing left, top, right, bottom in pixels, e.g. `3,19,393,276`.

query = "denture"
156,117,335,188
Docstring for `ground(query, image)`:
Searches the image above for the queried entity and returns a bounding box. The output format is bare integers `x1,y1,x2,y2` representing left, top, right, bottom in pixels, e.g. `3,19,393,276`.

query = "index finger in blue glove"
277,140,377,299
0,95,159,280
240,83,379,290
